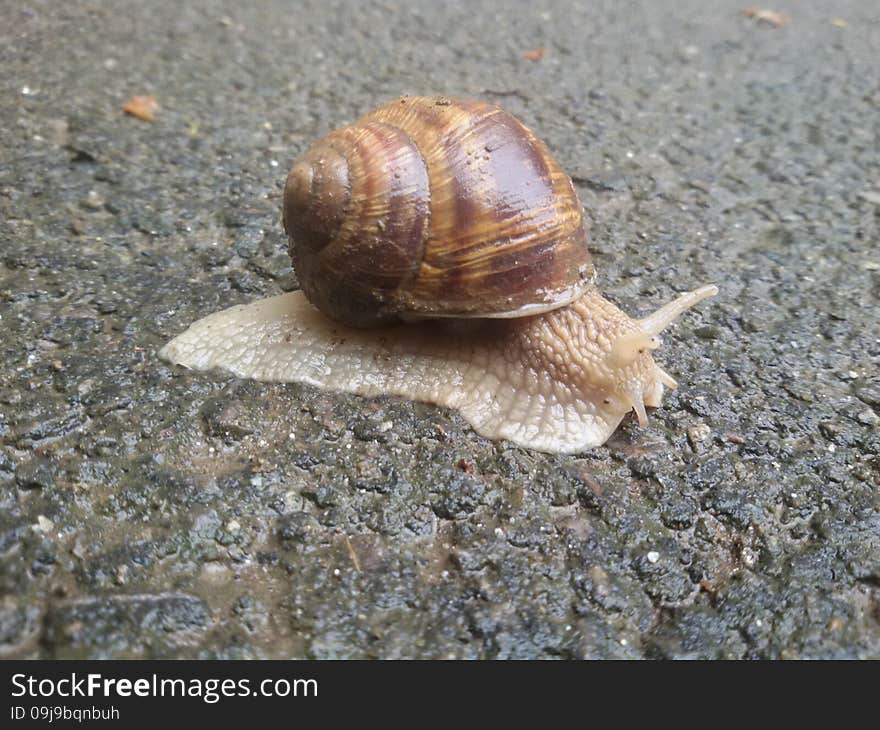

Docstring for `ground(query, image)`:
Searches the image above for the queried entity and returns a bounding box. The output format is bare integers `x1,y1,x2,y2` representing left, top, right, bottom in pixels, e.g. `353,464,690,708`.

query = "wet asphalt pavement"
1,0,878,658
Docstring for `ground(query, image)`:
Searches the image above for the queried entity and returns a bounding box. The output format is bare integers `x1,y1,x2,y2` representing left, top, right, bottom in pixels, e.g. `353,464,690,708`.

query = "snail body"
160,96,716,453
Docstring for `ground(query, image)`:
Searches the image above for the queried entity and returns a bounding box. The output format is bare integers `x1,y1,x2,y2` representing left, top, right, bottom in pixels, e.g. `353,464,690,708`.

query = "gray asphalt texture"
1,0,878,659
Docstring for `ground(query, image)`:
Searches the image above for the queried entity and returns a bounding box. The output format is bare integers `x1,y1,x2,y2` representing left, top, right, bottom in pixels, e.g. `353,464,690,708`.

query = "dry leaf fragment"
523,48,545,61
741,7,788,27
122,94,159,121
700,579,719,596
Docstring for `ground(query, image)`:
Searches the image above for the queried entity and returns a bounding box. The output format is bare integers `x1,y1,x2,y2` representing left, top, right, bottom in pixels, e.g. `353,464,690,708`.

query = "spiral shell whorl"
284,120,430,326
284,96,592,327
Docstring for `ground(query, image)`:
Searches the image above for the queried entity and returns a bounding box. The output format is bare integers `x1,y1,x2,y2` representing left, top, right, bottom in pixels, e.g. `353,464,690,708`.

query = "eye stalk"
637,285,719,336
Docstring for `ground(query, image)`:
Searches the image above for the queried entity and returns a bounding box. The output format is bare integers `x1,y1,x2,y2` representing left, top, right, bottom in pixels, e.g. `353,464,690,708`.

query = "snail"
160,96,717,454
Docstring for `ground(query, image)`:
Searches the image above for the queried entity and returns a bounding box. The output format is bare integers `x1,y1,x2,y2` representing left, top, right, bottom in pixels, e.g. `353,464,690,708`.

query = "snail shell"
283,96,592,326
160,96,717,453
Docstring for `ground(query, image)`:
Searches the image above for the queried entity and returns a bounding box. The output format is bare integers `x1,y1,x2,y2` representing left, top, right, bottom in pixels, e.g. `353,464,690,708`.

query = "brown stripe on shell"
360,96,592,318
432,107,559,303
472,114,589,305
364,98,506,308
343,121,431,296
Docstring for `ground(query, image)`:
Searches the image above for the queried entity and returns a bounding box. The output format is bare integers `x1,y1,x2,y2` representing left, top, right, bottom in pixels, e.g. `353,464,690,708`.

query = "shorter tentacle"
627,385,649,428
654,365,677,390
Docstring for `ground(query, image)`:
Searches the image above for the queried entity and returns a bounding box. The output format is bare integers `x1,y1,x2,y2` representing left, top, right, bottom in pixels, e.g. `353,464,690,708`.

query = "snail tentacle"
638,284,719,336
627,385,650,428
654,365,678,390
